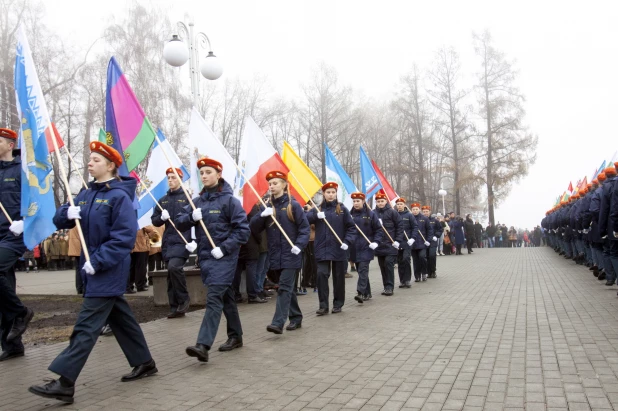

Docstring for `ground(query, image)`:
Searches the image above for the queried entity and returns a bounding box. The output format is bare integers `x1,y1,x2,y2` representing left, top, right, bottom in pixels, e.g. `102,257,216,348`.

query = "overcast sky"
43,0,618,229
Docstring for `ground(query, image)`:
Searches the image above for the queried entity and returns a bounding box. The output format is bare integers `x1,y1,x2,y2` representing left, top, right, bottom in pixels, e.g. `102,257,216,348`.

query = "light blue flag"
136,129,189,228
324,144,357,209
360,146,382,198
593,160,606,180
14,26,56,250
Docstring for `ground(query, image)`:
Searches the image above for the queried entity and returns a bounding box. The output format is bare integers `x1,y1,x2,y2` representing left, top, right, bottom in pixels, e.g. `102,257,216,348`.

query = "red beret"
592,179,598,185
197,157,223,172
90,141,122,167
395,197,406,204
421,205,431,210
587,183,593,189
351,192,366,200
322,182,338,191
266,170,287,181
166,167,183,178
614,162,618,169
604,167,616,176
598,173,607,182
0,128,17,140
375,193,387,200
410,202,421,208
580,187,588,195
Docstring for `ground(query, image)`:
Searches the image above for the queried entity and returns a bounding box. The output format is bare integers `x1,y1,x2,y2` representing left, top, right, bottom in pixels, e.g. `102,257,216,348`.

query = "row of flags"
13,26,402,250
557,154,618,207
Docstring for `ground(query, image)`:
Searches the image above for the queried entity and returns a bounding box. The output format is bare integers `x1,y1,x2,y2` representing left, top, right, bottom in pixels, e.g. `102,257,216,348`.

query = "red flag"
568,181,573,193
371,159,398,203
45,122,66,153
579,176,588,189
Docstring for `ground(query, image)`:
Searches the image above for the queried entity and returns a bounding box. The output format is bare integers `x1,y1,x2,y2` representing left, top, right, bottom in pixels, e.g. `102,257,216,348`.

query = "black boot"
186,344,209,362
28,378,75,403
7,307,34,341
218,337,243,351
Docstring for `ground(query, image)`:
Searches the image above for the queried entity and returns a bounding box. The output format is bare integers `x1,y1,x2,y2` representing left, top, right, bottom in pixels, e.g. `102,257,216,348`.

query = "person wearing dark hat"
423,206,442,278
151,167,196,318
250,170,309,333
177,158,249,363
0,128,34,362
395,198,417,288
349,192,383,301
373,191,403,295
410,203,433,281
29,141,157,404
598,167,617,285
306,182,356,314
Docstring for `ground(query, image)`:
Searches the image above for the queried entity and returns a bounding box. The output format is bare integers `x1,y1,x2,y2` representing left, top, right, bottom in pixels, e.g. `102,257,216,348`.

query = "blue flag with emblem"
14,26,56,250
360,146,382,198
324,143,357,209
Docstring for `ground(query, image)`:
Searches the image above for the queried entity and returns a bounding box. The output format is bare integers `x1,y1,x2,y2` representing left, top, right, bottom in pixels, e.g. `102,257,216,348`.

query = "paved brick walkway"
3,247,618,410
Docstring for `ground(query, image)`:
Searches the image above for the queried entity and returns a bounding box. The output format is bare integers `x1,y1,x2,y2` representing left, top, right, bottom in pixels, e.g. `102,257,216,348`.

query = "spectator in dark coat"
474,221,483,248
453,217,465,255
464,215,475,254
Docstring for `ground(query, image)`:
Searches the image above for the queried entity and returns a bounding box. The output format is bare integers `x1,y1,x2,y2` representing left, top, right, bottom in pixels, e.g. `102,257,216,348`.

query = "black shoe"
101,324,113,336
121,359,158,382
167,310,185,319
384,289,393,296
316,308,328,316
234,295,244,303
589,265,597,271
177,300,191,314
286,322,302,331
593,269,599,277
136,286,149,292
405,281,412,288
362,294,370,301
186,344,209,362
28,379,75,403
0,350,24,361
219,337,243,352
605,281,615,286
331,307,342,314
415,279,420,283
248,296,268,304
598,272,606,281
354,294,364,304
126,288,136,294
266,324,283,334
7,307,34,341
398,283,406,288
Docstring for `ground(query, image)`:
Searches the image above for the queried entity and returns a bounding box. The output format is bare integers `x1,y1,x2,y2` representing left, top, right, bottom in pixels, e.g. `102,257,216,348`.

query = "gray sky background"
43,0,618,229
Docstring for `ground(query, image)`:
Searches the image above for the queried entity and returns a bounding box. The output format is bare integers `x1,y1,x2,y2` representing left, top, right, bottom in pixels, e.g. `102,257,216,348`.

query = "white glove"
185,241,197,252
161,209,170,221
340,243,348,250
83,261,95,275
379,218,384,225
67,206,81,220
9,220,24,236
432,236,437,242
614,231,618,238
577,230,581,233
291,245,301,255
261,207,274,217
583,229,589,234
317,211,325,219
192,208,203,222
424,241,431,247
407,238,415,246
602,235,608,240
392,241,400,249
369,242,378,250
211,247,224,259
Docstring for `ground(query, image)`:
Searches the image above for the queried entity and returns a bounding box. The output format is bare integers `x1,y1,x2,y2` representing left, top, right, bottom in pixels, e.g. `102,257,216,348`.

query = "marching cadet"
598,166,617,285
588,175,606,279
373,191,403,295
0,128,34,362
349,192,383,302
177,158,249,363
608,163,618,292
250,171,310,334
395,198,417,288
423,206,442,278
151,167,196,319
29,142,157,404
307,182,356,314
410,203,433,281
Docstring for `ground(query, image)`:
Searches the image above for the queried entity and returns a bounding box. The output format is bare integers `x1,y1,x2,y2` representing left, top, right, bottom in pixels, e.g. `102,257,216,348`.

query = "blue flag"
360,146,382,198
14,26,56,249
324,144,357,209
593,160,606,180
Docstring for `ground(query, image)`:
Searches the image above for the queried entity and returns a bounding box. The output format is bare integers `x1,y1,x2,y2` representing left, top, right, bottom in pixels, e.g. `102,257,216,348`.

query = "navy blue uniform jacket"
0,153,26,254
151,187,192,261
54,176,138,297
250,194,310,270
373,204,403,256
413,213,434,249
176,180,250,286
306,200,356,262
398,209,418,250
351,204,384,262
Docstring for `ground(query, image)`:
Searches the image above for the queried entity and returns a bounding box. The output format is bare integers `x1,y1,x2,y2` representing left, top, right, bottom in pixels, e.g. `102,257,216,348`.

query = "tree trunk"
484,57,495,226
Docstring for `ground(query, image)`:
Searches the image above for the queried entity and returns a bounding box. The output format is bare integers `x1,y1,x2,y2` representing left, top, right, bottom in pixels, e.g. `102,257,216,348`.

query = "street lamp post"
438,189,447,216
163,21,223,107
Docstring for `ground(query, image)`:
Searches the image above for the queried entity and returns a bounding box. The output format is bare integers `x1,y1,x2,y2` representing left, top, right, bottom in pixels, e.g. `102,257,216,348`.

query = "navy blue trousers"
0,247,25,354
196,285,243,348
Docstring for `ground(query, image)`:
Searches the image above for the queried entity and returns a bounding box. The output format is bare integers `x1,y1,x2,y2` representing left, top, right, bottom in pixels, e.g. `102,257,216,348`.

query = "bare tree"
473,30,538,225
